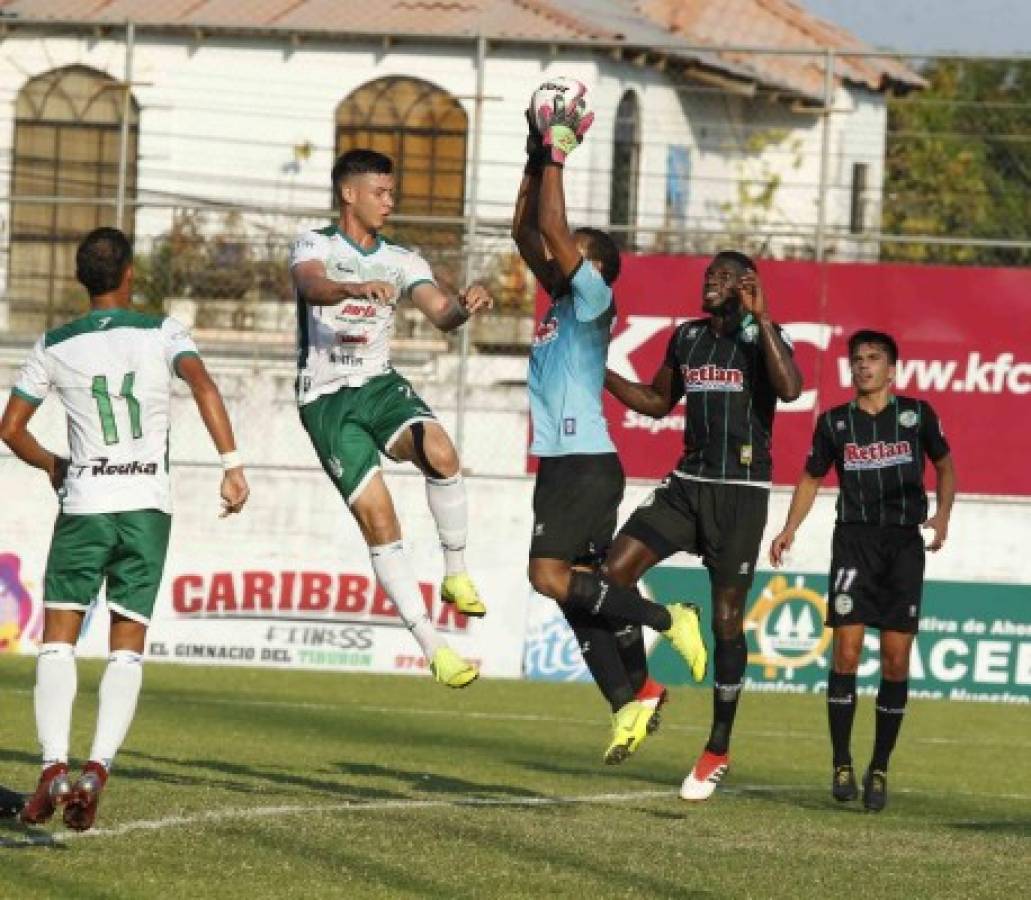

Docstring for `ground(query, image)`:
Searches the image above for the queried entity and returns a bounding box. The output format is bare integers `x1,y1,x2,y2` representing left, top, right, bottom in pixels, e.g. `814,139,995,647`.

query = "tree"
883,59,1031,266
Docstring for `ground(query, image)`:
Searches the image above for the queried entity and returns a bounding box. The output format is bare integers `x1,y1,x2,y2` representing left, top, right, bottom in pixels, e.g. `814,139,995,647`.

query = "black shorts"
826,524,925,633
530,453,624,564
618,474,769,589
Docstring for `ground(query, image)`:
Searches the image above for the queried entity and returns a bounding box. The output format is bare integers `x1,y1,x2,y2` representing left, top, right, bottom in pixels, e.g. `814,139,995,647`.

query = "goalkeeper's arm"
538,163,583,282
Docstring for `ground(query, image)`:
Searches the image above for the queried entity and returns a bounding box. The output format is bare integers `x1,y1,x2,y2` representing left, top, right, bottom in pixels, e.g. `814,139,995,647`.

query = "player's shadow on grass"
0,820,69,850
333,761,544,800
950,820,1031,838
509,756,682,787
120,749,407,802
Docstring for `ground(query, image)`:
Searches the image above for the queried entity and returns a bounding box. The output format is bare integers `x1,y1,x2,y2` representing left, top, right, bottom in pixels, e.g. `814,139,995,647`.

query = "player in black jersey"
605,250,802,801
770,329,955,811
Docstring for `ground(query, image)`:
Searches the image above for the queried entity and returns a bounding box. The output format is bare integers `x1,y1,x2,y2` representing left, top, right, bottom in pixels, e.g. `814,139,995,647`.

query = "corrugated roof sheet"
0,0,923,99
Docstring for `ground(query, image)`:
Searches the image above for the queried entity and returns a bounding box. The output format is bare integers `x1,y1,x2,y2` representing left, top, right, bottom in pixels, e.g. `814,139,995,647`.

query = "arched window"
335,77,467,216
609,90,640,249
9,66,139,328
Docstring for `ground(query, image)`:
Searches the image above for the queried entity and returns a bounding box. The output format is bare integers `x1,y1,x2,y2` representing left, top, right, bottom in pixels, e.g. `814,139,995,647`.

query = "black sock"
871,678,908,772
561,606,634,712
827,670,858,767
612,620,648,694
705,635,747,755
566,571,672,633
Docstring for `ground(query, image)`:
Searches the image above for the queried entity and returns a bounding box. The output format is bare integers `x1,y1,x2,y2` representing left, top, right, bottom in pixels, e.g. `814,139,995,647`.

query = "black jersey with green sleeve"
664,315,792,484
806,395,950,525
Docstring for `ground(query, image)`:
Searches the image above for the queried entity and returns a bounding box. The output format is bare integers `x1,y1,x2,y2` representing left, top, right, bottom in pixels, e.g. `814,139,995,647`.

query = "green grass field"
1,656,1028,899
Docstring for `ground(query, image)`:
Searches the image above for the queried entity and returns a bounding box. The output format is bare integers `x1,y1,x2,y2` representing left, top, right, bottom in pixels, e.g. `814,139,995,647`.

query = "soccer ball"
530,76,591,134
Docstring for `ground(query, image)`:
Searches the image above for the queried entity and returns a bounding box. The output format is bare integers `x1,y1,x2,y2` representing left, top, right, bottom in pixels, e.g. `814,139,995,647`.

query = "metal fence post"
455,33,487,459
116,20,135,230
814,48,835,262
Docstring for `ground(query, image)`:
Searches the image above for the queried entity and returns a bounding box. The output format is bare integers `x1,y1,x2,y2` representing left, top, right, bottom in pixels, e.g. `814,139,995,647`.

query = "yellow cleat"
603,701,656,765
430,647,479,689
662,602,708,682
441,573,487,617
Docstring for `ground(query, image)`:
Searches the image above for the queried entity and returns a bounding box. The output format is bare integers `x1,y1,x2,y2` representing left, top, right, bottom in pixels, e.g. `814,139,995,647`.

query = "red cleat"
20,762,72,825
63,761,108,832
680,749,730,802
635,678,669,734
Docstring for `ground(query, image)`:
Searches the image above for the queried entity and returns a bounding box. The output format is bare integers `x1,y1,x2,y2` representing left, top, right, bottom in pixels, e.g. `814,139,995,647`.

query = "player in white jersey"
0,227,249,831
289,149,493,689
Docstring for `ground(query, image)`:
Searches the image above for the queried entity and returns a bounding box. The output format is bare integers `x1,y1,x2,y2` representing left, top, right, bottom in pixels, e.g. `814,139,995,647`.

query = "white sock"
426,475,467,576
370,541,446,658
35,642,77,768
88,650,143,771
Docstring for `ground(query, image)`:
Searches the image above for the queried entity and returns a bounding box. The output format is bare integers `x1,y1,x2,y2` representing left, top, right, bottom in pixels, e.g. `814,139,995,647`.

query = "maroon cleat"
635,678,669,734
63,761,108,832
20,763,72,826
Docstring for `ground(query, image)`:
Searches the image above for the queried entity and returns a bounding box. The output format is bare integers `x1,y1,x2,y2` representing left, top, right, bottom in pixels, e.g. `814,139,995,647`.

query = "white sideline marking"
7,782,1031,848
4,789,676,846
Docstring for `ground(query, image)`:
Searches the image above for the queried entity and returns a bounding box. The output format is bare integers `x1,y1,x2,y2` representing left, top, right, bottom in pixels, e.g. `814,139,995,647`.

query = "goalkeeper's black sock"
871,679,908,772
612,620,648,695
827,670,858,767
561,607,634,713
566,571,672,633
705,635,747,755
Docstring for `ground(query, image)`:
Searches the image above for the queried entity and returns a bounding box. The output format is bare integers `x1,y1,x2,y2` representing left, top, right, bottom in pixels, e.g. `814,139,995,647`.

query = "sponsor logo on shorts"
843,440,913,470
681,364,744,392
328,457,344,480
533,522,545,537
563,417,576,435
71,457,158,477
834,593,854,616
909,604,918,617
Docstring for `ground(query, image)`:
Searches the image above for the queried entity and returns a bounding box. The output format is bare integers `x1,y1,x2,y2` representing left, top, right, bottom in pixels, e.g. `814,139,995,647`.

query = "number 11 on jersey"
91,373,143,445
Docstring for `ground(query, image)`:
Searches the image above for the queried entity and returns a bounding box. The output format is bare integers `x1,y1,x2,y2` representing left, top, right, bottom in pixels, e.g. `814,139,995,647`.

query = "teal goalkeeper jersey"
528,261,616,456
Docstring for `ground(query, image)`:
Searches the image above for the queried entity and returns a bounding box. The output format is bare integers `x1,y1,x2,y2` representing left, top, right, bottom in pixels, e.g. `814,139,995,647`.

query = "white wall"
0,28,890,296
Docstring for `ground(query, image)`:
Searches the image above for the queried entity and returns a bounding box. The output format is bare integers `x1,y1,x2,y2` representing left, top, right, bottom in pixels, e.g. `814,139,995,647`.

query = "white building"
0,0,920,331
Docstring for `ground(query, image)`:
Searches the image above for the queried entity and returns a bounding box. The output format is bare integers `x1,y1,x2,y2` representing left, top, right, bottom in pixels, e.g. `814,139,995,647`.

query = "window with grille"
9,66,139,328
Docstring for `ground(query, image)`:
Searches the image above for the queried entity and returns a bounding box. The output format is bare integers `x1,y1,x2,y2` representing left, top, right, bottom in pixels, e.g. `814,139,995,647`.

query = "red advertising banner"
542,256,1031,495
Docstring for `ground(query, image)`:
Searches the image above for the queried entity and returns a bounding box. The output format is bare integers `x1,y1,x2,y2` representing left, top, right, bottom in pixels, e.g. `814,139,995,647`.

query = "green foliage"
884,60,1031,265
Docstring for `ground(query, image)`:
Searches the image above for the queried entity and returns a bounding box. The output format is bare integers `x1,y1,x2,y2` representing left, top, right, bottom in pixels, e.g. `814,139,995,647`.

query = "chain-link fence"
0,24,1028,475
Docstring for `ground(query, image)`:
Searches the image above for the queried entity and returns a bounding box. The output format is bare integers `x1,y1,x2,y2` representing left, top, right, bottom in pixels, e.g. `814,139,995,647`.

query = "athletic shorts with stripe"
44,510,171,624
300,368,436,505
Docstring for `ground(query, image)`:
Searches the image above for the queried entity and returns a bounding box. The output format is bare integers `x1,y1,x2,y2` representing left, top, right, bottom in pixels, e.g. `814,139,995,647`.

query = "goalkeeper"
512,79,707,765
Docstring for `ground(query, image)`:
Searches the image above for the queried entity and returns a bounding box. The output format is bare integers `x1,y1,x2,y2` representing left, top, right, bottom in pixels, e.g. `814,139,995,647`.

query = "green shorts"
44,510,172,624
300,369,436,505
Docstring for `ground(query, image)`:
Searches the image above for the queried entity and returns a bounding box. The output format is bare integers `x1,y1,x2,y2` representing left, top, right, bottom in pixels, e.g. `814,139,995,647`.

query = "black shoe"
832,764,859,802
862,768,888,812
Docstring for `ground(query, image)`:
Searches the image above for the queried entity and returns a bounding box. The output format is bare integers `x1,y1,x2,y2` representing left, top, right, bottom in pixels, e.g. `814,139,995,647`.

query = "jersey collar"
335,226,382,256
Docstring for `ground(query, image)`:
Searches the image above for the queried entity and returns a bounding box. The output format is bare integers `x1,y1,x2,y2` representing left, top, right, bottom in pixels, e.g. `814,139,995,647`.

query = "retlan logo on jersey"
843,440,914,470
171,570,470,632
681,365,744,392
71,457,159,477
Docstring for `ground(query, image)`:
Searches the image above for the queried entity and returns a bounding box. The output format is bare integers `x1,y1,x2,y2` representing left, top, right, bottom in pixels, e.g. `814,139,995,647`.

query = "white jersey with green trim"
11,309,199,515
289,225,436,405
